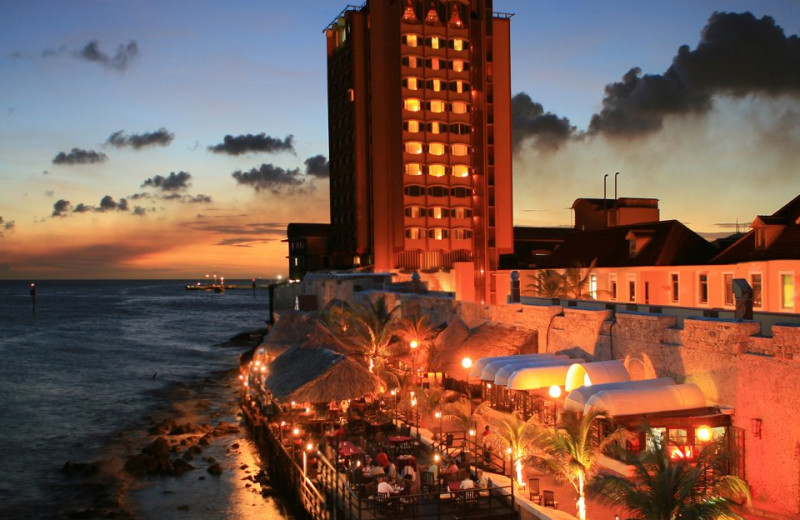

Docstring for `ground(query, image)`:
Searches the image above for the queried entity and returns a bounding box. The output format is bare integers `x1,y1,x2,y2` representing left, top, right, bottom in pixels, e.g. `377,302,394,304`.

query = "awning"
479,355,571,381
470,353,561,378
494,359,574,387
564,377,675,411
507,364,574,391
564,360,630,391
584,383,706,417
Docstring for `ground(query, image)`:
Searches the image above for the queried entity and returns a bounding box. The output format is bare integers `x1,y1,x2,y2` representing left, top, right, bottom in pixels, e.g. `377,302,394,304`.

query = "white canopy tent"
564,377,675,412
507,364,575,391
564,360,631,391
584,383,706,417
470,353,561,379
493,359,574,387
479,355,571,382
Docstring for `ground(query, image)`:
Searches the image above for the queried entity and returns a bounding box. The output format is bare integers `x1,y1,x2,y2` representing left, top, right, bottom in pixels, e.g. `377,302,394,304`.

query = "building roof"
286,222,331,239
712,194,800,264
536,220,718,268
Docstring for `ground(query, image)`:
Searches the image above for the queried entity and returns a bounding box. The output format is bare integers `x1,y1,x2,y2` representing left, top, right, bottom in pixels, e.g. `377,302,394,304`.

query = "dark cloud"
74,203,92,213
189,219,285,237
107,128,174,149
0,217,14,237
132,206,147,216
231,163,304,193
512,93,576,152
98,196,128,212
589,12,800,137
208,134,295,155
214,237,271,247
52,148,108,165
304,154,330,177
74,40,138,72
52,199,71,217
141,171,191,191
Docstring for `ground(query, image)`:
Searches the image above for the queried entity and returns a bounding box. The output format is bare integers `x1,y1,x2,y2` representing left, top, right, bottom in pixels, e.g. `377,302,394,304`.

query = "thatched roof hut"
258,310,317,356
434,317,539,377
265,344,383,404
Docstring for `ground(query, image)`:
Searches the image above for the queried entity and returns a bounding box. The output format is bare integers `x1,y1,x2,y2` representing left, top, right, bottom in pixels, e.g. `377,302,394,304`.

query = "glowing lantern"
548,385,562,399
461,357,473,369
696,425,712,442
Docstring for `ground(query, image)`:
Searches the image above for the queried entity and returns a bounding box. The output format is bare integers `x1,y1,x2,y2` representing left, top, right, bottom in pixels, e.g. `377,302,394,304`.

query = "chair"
420,470,437,494
528,477,541,504
375,492,391,516
463,488,479,506
543,490,558,509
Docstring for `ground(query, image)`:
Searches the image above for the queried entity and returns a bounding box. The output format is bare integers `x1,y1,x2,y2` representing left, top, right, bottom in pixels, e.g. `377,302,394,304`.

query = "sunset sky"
2,1,799,280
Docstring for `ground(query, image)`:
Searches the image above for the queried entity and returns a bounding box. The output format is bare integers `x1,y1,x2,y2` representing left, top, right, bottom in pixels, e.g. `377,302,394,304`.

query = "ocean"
0,279,295,519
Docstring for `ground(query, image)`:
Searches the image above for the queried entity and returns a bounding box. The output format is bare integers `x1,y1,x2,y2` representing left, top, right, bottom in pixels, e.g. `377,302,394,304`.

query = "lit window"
671,273,679,303
428,186,448,197
402,34,419,47
404,185,425,197
428,164,446,177
755,227,766,249
451,187,470,198
451,143,469,156
426,79,444,92
405,227,423,239
404,141,423,154
724,273,734,306
428,142,445,155
404,98,421,112
589,274,597,299
426,36,441,49
403,77,422,90
781,273,795,309
425,57,443,70
428,207,448,219
404,163,423,175
450,59,468,72
751,273,762,307
452,228,472,239
428,228,449,240
402,56,421,68
451,165,470,177
428,100,446,113
404,206,424,218
347,88,354,101
450,81,470,93
403,120,422,133
451,101,469,114
699,274,708,304
427,121,446,134
451,207,472,219
451,38,466,51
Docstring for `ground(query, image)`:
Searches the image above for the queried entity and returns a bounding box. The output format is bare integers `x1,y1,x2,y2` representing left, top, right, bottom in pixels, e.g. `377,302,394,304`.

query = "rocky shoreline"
57,329,291,520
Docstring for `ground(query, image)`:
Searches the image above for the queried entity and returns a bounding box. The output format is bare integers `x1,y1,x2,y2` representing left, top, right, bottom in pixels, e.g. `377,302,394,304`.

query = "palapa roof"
259,310,317,355
265,344,383,403
434,318,539,377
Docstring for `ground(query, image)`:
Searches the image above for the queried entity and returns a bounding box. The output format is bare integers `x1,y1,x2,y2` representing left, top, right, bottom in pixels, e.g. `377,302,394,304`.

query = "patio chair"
528,477,541,504
543,490,558,509
463,488,479,506
420,470,437,495
375,492,391,516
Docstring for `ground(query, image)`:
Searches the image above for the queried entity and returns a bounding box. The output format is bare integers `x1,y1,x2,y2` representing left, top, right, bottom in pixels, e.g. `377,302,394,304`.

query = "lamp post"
548,385,562,425
461,356,473,396
434,410,442,441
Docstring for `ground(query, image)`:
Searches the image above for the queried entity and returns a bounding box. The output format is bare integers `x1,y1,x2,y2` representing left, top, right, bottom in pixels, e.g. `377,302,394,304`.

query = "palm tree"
442,397,487,450
526,260,600,300
530,409,627,520
589,436,751,520
347,296,401,373
477,407,539,487
526,269,567,298
396,313,439,379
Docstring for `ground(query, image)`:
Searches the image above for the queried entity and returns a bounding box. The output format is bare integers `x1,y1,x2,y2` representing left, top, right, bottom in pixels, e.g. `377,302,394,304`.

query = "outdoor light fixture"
696,425,712,442
461,357,473,369
293,427,299,436
548,385,562,398
306,442,314,451
410,339,419,349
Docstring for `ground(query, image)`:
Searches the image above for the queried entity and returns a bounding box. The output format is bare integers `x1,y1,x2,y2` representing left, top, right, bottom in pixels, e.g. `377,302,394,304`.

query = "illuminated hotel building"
325,0,514,303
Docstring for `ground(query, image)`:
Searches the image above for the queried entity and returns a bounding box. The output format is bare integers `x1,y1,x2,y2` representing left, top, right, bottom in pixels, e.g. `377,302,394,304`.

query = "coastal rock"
213,421,239,436
169,422,203,435
148,419,177,435
207,462,222,476
124,437,174,476
171,458,195,476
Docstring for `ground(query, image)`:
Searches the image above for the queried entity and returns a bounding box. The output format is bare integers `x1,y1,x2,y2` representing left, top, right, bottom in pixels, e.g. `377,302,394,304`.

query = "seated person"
401,463,417,481
385,461,398,480
367,462,386,478
377,477,394,495
427,460,439,480
444,461,460,482
404,472,421,495
375,449,389,469
459,475,475,490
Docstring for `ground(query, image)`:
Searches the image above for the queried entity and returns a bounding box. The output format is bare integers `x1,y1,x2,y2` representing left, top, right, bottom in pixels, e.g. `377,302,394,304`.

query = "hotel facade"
325,0,514,304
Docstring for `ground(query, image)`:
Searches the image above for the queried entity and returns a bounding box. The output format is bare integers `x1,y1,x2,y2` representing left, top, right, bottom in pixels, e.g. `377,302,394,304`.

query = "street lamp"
461,356,472,395
434,410,442,440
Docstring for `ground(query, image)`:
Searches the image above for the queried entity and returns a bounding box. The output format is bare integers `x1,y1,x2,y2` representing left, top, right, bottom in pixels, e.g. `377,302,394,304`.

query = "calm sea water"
0,280,279,518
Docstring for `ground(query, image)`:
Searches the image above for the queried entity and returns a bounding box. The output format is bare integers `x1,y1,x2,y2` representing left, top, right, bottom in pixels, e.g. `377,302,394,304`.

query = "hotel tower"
325,0,513,303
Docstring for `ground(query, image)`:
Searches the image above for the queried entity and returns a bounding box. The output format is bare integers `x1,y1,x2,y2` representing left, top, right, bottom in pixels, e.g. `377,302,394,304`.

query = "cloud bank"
231,163,305,193
107,128,174,149
141,171,191,191
52,148,108,165
208,134,295,155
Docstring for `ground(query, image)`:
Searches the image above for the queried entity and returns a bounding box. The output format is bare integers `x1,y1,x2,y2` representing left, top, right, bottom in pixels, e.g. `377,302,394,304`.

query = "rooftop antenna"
603,174,609,229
